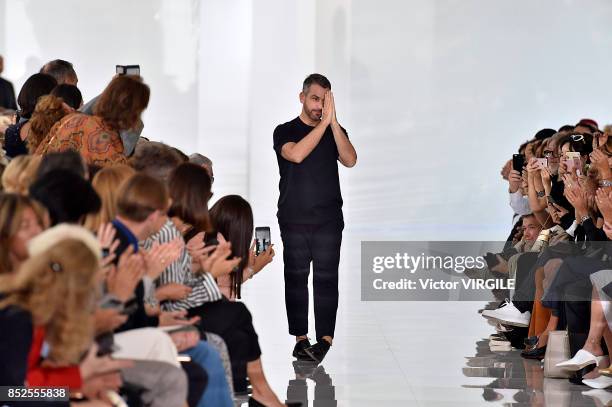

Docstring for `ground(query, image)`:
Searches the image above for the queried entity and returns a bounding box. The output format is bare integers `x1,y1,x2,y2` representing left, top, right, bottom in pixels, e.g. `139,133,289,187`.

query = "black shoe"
489,333,506,340
569,365,596,385
501,326,529,349
303,339,331,364
520,345,547,360
292,338,312,360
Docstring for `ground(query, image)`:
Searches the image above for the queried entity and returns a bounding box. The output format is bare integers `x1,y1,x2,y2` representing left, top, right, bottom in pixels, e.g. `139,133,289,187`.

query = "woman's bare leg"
248,358,285,407
583,287,606,357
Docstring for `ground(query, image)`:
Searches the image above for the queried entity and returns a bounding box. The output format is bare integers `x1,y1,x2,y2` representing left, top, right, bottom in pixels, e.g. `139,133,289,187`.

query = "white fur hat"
28,223,101,261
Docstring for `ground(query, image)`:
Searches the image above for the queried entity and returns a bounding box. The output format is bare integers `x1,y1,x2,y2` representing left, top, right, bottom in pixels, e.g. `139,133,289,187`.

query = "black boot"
293,338,312,360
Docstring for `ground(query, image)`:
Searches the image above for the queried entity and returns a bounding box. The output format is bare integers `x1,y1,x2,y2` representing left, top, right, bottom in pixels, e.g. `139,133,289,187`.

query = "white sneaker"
489,337,510,346
489,342,512,352
582,375,612,389
482,299,531,327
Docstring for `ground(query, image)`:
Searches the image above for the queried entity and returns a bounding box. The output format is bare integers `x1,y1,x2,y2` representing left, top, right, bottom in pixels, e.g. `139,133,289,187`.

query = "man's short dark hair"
302,73,331,93
40,59,77,84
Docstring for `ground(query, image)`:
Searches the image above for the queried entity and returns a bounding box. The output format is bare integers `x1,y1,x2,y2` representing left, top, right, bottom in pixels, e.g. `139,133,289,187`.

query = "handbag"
544,330,571,378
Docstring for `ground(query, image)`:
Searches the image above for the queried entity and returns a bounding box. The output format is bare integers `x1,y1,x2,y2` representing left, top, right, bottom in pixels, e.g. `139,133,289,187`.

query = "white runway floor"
238,233,607,406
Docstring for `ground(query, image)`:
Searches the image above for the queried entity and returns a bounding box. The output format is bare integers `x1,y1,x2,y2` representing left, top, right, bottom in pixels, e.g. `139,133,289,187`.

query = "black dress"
4,120,29,158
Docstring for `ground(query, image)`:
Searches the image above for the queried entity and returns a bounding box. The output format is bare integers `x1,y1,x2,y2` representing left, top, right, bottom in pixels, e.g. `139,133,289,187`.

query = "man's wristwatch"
579,215,591,225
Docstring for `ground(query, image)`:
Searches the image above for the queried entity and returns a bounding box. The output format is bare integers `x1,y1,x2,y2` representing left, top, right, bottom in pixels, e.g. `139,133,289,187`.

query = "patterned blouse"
36,113,127,167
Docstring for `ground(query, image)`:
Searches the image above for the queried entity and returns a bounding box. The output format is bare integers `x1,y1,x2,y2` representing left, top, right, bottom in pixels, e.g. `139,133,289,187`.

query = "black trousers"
187,299,261,393
512,252,539,312
181,360,208,407
280,219,344,339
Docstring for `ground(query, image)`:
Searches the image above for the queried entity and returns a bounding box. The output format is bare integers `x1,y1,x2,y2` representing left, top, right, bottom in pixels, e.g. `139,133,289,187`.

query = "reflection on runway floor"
285,361,336,406
238,235,610,406
462,338,610,406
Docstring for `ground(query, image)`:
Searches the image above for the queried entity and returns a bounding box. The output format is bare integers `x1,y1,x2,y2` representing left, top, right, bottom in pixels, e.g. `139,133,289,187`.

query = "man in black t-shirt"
273,73,357,363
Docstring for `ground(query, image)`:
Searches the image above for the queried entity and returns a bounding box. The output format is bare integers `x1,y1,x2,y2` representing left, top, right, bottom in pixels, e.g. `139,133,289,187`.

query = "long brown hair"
168,163,212,233
0,194,47,274
209,195,253,299
0,239,99,364
94,75,150,131
28,95,69,152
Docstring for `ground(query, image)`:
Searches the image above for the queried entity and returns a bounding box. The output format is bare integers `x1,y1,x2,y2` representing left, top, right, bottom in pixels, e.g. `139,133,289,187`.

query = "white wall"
345,0,612,240
2,0,612,240
0,0,200,153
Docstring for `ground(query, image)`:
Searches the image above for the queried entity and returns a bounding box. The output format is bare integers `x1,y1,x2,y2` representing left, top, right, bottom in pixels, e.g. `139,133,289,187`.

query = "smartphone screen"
125,65,140,75
116,65,140,75
564,152,581,174
512,154,524,171
255,227,271,255
535,158,548,170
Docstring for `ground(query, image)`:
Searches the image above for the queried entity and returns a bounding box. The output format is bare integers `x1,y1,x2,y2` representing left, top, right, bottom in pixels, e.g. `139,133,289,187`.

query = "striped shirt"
142,219,222,310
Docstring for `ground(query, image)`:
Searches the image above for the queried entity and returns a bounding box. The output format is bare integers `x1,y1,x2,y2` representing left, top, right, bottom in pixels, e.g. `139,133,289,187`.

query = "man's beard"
309,109,322,121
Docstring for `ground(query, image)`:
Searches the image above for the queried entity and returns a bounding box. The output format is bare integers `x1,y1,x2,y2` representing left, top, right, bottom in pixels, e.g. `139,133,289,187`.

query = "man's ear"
145,210,158,225
299,91,305,104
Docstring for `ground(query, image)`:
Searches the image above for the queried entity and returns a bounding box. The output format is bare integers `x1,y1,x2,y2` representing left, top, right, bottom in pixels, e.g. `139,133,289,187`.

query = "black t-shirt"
273,116,346,224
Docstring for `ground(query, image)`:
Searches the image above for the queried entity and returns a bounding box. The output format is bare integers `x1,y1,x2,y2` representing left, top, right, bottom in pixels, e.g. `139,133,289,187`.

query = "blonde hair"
0,238,99,364
0,193,47,274
84,165,136,231
28,95,68,152
2,156,32,193
16,155,42,195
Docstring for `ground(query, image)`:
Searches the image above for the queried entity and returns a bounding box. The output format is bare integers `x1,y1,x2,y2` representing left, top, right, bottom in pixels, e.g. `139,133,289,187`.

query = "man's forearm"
282,121,327,163
331,121,357,167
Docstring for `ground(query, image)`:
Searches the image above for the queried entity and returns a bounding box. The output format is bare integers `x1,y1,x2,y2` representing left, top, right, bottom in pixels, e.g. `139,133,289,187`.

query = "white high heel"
555,349,607,371
582,389,612,405
582,375,612,389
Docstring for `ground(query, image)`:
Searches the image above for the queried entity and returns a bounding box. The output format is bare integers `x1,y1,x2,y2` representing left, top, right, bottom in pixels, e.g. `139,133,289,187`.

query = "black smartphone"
116,64,140,75
204,231,219,247
255,227,271,255
512,154,525,171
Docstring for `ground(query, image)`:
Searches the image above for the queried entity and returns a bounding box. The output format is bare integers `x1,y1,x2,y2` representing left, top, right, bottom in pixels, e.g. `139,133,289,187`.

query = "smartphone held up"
116,64,140,76
255,227,271,256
